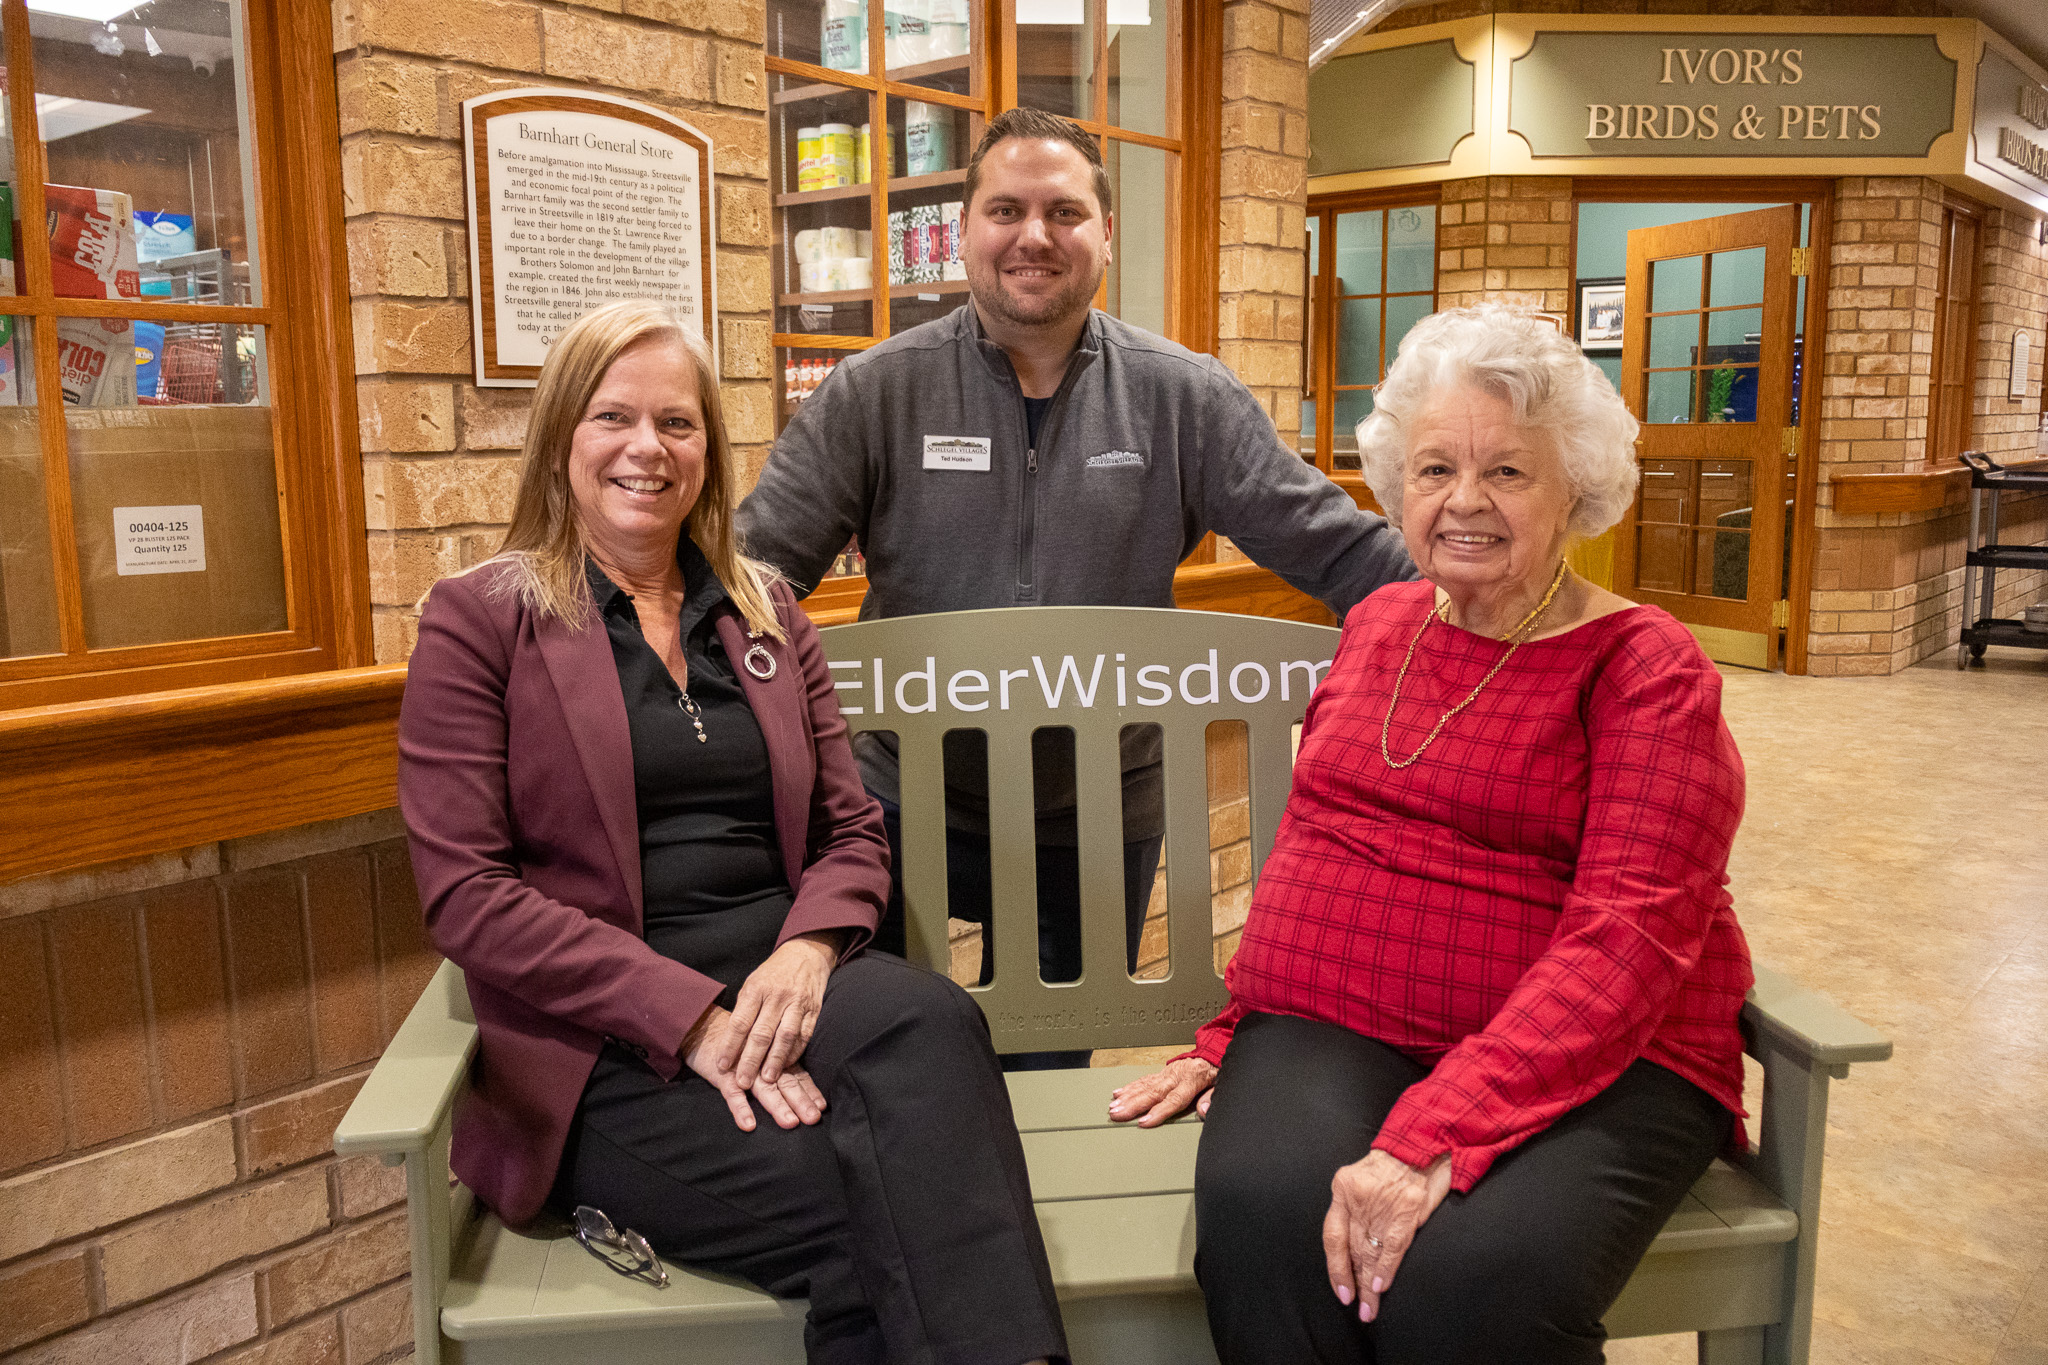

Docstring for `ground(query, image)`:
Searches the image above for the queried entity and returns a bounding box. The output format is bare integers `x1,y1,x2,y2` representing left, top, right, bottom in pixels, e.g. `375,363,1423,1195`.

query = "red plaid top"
1190,582,1752,1191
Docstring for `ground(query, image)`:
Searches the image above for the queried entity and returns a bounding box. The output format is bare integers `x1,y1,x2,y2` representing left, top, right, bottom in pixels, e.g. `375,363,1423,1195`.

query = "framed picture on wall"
1577,278,1626,353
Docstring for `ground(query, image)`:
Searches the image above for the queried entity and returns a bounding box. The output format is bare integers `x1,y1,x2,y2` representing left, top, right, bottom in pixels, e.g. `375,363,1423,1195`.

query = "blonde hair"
486,299,785,641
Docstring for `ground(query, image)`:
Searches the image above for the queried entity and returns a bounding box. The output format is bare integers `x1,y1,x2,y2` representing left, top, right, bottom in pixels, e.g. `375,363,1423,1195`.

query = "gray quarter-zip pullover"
737,304,1416,838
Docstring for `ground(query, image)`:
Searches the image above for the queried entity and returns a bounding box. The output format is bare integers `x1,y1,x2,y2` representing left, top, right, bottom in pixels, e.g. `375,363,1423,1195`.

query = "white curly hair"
1356,303,1640,539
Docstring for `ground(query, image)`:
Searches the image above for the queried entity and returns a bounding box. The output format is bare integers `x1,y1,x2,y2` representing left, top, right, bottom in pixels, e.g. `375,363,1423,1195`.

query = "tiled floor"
1610,650,2048,1365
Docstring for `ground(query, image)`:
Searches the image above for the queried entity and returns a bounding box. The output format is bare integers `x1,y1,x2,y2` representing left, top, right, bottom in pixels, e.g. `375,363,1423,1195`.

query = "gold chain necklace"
1379,559,1571,770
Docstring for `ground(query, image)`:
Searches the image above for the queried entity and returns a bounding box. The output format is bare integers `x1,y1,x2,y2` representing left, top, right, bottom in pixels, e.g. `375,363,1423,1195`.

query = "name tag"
923,435,992,472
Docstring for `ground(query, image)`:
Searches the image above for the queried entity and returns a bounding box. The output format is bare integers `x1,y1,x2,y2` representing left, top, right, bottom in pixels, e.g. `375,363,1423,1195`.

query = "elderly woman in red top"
1108,303,1752,1364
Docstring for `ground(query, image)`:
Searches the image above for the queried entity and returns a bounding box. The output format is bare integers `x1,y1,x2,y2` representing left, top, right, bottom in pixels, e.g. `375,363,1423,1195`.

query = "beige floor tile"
1810,1320,1974,1365
1812,1220,2030,1365
1606,1333,1694,1364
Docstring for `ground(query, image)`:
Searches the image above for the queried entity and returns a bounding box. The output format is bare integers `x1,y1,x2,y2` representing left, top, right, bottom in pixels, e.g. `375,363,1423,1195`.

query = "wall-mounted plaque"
463,89,716,388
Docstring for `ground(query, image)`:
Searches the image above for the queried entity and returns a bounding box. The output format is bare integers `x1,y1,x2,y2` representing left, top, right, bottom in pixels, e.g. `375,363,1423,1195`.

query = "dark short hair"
962,107,1113,219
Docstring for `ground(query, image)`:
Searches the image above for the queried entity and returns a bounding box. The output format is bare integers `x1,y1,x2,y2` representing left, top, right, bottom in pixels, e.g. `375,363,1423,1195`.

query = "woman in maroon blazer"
399,299,1065,1365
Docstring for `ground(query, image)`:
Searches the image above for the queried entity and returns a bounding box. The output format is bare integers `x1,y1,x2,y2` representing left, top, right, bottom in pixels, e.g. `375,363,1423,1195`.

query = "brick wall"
335,0,774,663
0,813,438,1364
1806,179,2047,675
1437,176,1574,315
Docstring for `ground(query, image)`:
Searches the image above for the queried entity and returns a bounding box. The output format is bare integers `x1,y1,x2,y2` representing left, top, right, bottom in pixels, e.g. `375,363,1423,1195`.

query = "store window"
1303,194,1437,478
1928,198,1982,468
0,2,356,709
766,0,1206,580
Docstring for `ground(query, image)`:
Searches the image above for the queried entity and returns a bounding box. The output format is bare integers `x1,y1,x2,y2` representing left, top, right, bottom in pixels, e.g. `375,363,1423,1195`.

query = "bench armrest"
1741,962,1893,1072
336,959,478,1160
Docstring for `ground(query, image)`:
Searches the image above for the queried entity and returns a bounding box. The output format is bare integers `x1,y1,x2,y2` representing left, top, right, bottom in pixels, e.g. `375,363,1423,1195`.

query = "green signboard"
1509,32,1957,158
1309,39,1476,176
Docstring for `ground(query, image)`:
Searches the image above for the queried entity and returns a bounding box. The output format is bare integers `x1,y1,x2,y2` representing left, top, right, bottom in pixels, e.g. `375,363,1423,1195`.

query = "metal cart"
1957,450,2048,668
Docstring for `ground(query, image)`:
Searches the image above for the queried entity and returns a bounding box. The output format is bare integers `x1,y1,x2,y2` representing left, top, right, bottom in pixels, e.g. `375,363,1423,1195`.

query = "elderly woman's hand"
1324,1150,1454,1321
1106,1057,1218,1126
682,1004,828,1132
721,930,843,1090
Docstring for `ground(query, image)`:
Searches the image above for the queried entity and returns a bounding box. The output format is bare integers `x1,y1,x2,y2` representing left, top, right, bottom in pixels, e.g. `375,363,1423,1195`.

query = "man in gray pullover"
738,109,1414,1037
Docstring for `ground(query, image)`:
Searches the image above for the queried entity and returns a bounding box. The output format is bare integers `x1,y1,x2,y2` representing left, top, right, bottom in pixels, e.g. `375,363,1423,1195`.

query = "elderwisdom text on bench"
828,649,1337,715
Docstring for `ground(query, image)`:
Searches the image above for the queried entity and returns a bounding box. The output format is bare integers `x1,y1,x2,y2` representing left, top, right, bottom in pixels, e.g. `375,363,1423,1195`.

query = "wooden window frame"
764,0,1217,361
0,0,364,711
1927,193,1984,470
765,0,1219,601
1303,185,1441,510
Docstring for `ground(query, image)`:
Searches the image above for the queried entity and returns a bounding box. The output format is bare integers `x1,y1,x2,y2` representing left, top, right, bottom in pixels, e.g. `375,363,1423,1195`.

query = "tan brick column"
1437,176,1573,313
1807,177,1949,675
1216,0,1310,452
334,0,773,662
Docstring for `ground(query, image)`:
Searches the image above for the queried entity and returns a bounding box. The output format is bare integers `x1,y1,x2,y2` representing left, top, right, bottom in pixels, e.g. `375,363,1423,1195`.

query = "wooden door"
1613,206,1801,669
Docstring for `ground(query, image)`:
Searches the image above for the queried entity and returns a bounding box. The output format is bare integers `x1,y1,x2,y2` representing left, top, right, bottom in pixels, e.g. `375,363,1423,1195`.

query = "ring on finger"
1365,1234,1383,1250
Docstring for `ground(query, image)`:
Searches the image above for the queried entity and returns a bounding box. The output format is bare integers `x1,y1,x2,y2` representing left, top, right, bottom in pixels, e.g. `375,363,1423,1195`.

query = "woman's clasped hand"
685,929,843,1132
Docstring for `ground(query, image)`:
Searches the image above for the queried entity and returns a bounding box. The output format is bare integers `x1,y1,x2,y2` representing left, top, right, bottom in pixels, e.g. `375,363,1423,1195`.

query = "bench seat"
429,1064,1797,1364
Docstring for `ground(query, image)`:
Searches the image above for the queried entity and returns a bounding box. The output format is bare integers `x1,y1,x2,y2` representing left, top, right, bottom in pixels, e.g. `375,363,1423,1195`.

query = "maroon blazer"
397,560,890,1228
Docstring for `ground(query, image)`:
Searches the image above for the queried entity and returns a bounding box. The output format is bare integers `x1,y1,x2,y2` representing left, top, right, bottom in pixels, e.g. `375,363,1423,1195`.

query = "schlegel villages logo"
827,649,1333,716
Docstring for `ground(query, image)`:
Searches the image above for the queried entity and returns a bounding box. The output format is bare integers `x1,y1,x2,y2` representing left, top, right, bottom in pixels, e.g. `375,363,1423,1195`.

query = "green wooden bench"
337,606,1890,1365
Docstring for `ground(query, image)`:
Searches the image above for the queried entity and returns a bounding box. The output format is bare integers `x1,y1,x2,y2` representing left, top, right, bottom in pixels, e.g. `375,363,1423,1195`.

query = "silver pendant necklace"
677,690,707,743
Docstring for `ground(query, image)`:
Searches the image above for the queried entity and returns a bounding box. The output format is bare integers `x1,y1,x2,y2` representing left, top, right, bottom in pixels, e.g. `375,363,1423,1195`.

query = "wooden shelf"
774,181,875,207
780,288,875,307
769,54,975,105
887,168,968,195
772,168,967,209
889,53,974,85
779,278,970,309
889,279,970,299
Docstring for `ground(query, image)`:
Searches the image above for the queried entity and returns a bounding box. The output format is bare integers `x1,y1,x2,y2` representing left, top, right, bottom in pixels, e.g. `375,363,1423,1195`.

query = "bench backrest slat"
819,607,1341,1054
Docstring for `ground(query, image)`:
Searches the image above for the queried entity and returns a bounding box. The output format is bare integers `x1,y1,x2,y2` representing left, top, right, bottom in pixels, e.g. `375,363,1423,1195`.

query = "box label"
114,505,206,575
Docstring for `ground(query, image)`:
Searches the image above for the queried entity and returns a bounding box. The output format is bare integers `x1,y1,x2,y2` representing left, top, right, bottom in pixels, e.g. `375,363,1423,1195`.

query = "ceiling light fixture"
27,0,137,22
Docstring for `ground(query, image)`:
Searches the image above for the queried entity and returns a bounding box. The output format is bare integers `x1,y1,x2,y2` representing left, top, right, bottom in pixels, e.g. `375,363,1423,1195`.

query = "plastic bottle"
821,0,867,73
818,123,857,189
796,126,822,193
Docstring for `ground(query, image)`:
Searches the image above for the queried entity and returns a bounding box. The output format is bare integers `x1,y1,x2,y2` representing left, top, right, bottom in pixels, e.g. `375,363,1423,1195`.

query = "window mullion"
2,0,86,658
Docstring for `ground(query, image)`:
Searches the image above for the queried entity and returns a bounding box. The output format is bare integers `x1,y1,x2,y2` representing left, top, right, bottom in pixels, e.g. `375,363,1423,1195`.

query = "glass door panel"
1615,204,1801,660
1105,0,1175,137
1104,139,1172,336
1015,0,1093,120
29,1,263,308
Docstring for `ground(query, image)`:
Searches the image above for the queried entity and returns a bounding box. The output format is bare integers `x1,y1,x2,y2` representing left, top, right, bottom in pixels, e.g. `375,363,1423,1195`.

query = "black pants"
875,801,1165,984
1194,1012,1730,1365
555,953,1068,1365
876,803,1164,1070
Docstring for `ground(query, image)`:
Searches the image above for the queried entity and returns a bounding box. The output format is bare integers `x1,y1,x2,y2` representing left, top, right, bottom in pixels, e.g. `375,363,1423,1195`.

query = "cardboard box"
67,406,287,649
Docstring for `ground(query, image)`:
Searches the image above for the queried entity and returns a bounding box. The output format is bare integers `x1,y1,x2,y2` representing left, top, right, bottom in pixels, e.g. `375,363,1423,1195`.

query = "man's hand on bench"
1108,1057,1219,1127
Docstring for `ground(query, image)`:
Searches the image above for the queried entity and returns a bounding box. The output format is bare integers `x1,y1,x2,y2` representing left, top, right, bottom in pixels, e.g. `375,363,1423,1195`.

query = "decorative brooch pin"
743,633,777,681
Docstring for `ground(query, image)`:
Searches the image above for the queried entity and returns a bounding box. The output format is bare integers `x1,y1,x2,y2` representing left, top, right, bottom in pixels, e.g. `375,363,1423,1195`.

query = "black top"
1022,392,1054,449
590,542,793,1009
